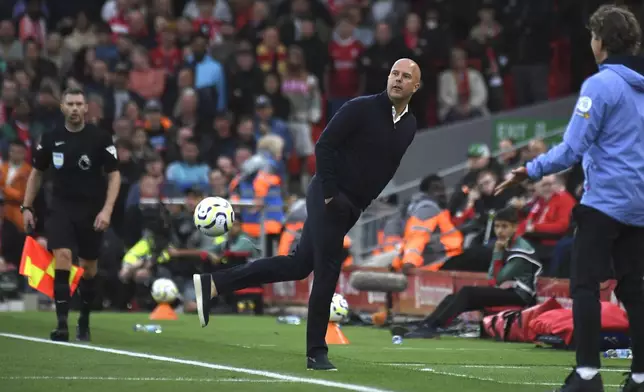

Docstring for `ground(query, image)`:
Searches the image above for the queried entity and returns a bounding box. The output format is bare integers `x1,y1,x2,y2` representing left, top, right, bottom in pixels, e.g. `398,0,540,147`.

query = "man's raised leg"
194,221,315,327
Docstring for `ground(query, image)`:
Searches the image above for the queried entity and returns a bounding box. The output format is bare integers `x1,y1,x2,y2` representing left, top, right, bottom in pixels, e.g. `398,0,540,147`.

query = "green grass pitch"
0,312,632,391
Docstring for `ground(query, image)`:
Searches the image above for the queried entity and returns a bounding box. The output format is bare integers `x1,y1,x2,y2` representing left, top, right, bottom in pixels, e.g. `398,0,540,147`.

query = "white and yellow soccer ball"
329,293,349,322
193,196,235,237
151,278,179,303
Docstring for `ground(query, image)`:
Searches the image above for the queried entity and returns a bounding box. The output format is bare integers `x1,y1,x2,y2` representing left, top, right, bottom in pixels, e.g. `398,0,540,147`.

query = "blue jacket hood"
601,56,644,92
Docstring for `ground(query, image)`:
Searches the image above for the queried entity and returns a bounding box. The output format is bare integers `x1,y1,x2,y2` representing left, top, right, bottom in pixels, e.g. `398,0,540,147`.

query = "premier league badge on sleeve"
52,152,64,169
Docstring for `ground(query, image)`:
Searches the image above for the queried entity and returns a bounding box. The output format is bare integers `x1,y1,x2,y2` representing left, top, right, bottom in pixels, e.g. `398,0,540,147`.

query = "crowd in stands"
0,0,635,311
380,139,583,281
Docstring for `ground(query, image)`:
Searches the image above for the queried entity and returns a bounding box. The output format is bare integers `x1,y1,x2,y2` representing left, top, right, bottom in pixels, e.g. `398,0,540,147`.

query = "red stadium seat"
483,305,524,315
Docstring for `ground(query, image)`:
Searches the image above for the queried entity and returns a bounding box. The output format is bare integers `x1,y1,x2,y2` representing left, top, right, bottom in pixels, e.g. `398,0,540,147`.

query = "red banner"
263,268,617,316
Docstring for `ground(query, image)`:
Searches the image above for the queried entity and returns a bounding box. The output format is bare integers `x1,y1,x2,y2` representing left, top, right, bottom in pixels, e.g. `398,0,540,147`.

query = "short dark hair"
62,87,85,99
589,5,641,55
495,207,519,224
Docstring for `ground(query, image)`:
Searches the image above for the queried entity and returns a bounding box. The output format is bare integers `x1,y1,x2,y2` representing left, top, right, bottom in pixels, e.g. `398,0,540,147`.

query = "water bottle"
133,324,163,333
603,348,632,359
276,315,301,325
392,335,403,345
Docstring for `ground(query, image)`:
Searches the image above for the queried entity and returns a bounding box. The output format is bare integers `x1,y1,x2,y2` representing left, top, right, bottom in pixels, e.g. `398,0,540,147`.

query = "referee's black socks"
78,277,96,328
53,269,71,329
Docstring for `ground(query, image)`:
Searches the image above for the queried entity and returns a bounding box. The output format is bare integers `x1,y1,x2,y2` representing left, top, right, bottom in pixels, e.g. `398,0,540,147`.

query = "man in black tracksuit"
194,58,421,370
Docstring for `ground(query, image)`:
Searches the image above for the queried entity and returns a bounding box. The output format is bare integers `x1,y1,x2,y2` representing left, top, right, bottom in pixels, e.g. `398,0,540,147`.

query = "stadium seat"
483,305,524,315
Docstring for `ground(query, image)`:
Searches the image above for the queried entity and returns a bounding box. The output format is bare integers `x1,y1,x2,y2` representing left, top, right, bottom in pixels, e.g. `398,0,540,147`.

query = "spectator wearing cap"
166,137,210,191
438,47,488,124
128,46,166,100
184,33,226,111
448,143,505,216
143,100,175,152
227,47,264,118
253,95,292,158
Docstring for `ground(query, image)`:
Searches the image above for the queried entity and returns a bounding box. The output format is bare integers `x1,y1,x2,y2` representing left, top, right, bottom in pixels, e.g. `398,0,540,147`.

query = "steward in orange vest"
391,175,464,273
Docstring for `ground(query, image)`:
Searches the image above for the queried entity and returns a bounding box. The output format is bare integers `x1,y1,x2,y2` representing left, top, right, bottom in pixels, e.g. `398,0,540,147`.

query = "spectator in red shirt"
192,0,223,45
517,174,576,260
150,25,183,75
325,16,363,119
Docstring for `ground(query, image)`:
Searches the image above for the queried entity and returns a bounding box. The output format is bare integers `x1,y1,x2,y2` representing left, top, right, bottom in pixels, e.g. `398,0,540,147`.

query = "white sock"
576,367,599,380
632,373,644,383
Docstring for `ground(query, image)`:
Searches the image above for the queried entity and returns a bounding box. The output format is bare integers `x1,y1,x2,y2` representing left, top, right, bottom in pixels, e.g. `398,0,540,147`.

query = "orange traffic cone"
149,302,178,320
325,322,349,345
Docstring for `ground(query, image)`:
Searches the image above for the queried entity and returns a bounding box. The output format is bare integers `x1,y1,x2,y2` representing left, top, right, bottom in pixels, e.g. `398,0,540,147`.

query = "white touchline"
1,376,287,383
383,363,630,373
0,333,393,392
421,368,623,388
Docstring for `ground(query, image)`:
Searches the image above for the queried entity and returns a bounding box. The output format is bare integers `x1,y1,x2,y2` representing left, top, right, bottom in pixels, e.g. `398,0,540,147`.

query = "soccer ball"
329,293,349,322
151,278,179,303
193,196,235,237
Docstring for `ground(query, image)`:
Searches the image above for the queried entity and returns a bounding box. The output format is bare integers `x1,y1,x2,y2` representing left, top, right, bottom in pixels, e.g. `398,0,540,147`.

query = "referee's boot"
554,369,604,392
193,274,213,327
76,325,91,342
621,374,644,392
50,327,69,342
307,354,337,371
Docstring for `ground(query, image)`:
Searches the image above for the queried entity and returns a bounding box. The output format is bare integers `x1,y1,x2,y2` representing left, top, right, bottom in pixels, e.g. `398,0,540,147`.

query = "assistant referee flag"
18,237,83,298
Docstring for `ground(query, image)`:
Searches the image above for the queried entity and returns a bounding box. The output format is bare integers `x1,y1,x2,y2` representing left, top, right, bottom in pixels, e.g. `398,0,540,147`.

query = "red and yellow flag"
18,237,84,298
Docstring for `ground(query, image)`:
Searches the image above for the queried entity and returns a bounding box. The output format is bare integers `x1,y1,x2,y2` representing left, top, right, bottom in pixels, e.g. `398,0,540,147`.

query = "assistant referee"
22,88,120,342
194,58,421,370
497,5,644,391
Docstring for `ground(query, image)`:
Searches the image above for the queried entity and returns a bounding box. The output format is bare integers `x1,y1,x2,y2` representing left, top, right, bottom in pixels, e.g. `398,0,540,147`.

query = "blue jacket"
527,56,644,226
184,54,226,111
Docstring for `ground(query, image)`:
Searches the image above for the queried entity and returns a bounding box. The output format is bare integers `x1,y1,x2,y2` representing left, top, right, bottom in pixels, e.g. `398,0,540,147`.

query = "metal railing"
139,197,269,258
378,126,568,200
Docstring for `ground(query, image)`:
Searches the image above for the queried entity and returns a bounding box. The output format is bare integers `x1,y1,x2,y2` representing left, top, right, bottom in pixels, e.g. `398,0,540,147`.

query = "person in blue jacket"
497,5,644,392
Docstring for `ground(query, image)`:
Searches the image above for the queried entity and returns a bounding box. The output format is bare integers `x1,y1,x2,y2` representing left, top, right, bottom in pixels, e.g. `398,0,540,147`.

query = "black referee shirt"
33,123,119,204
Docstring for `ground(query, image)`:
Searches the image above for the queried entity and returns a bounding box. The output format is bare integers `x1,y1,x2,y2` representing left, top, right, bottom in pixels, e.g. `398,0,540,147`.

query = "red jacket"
517,190,576,246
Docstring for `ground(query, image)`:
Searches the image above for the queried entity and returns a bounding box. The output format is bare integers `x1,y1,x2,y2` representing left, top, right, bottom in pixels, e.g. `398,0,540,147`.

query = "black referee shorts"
46,200,103,261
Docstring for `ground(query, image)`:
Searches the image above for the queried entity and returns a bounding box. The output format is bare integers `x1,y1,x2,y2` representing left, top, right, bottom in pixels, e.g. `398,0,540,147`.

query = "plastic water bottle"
603,349,632,359
133,324,163,333
392,335,403,345
276,315,301,325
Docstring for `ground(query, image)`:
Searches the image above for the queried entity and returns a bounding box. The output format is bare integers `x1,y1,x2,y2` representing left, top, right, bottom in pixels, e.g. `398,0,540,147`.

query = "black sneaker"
193,274,211,327
554,369,604,392
307,355,337,371
76,325,91,342
50,328,69,342
621,374,644,392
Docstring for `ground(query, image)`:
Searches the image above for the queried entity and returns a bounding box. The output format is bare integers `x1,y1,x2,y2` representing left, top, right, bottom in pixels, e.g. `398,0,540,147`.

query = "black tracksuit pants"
421,286,527,328
211,177,360,357
570,205,644,371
